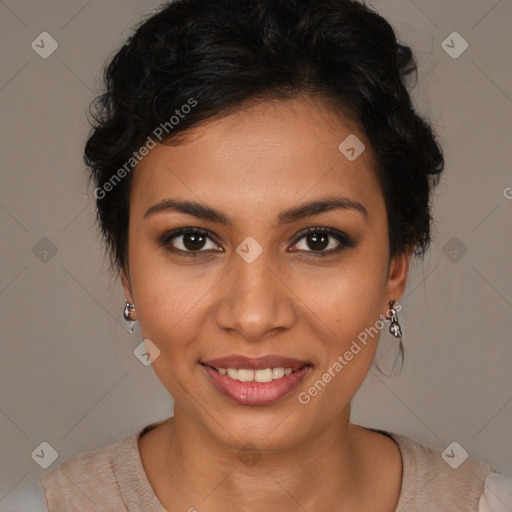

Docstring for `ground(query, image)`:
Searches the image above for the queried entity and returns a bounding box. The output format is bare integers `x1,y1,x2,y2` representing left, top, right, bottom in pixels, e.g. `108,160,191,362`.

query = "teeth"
255,368,273,382
272,367,284,379
237,369,254,382
217,367,296,382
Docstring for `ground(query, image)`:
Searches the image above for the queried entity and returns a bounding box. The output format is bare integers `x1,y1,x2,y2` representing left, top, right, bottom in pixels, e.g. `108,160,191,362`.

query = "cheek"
299,285,386,416
128,241,219,341
300,250,389,382
299,249,388,333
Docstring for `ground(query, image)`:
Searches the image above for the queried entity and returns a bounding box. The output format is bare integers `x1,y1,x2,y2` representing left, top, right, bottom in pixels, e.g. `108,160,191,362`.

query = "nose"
213,249,297,342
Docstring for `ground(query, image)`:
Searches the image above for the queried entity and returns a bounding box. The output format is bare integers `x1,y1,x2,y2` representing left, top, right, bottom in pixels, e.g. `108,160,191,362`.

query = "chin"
202,404,316,453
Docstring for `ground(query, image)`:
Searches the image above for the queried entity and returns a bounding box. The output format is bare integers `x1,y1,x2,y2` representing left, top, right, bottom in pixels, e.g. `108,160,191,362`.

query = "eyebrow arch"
143,196,368,225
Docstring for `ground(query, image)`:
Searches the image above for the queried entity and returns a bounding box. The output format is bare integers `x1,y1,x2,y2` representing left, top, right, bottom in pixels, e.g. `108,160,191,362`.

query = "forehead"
130,97,383,222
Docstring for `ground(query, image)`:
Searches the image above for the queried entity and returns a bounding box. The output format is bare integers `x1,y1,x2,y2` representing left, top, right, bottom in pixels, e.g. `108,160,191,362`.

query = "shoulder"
383,430,512,511
39,432,137,511
39,418,170,511
479,472,512,512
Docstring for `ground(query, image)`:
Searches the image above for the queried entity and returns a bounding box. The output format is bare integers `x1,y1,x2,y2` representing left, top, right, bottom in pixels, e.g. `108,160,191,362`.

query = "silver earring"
388,300,404,373
388,300,403,339
376,300,404,377
123,301,136,334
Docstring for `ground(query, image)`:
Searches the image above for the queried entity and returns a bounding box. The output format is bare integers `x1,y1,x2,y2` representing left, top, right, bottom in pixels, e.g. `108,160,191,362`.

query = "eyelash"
158,226,356,257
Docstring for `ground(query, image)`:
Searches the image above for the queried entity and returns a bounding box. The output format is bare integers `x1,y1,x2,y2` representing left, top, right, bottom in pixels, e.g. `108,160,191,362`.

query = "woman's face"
122,96,410,451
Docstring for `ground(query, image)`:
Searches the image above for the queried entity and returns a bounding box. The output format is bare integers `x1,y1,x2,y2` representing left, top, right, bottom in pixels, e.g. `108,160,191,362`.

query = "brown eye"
160,228,221,254
291,227,356,255
180,232,208,251
301,232,331,251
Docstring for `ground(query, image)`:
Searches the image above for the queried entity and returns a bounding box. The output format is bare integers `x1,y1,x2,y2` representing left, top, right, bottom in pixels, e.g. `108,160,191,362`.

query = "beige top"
39,418,512,511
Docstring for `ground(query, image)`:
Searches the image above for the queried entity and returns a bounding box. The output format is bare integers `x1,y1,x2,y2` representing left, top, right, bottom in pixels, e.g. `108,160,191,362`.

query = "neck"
157,405,371,512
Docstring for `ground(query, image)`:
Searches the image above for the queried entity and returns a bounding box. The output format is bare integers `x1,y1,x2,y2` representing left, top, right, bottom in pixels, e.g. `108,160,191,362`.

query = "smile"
200,355,312,405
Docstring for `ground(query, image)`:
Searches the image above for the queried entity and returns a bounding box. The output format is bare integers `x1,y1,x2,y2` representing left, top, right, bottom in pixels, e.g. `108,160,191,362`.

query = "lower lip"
202,364,311,406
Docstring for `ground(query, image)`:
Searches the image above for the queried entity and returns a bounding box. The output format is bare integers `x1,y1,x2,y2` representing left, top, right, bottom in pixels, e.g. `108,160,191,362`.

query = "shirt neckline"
114,421,169,511
114,420,413,512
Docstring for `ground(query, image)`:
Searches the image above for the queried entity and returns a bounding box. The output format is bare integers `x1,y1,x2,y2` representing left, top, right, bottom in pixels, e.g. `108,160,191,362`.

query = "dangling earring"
376,300,404,377
123,301,137,334
388,300,403,340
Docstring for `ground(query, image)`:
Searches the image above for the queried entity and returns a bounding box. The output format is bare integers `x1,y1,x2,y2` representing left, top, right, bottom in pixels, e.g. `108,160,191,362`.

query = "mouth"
200,355,312,405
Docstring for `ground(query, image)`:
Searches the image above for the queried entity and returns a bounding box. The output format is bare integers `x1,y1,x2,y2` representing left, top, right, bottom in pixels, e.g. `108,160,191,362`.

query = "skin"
121,95,412,511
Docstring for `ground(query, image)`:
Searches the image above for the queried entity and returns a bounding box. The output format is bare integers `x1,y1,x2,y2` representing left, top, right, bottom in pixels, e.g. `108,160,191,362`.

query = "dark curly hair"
85,0,444,276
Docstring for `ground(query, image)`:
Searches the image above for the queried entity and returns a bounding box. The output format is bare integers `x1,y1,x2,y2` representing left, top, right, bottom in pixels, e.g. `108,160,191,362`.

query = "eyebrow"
143,196,368,225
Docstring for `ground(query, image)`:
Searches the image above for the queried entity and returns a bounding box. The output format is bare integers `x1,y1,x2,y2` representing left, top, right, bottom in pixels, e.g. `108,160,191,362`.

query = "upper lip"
201,354,310,370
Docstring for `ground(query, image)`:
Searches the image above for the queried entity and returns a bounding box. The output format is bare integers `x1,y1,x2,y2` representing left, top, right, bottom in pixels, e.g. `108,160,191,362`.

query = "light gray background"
0,0,511,510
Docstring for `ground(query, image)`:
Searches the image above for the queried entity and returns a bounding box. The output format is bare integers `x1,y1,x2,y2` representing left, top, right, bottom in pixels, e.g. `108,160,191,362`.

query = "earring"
388,300,404,372
376,300,404,377
388,300,403,339
123,301,137,334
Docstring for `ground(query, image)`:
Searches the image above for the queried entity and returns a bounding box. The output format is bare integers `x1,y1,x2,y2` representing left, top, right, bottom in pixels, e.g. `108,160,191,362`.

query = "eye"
290,227,356,255
159,227,222,254
158,226,356,257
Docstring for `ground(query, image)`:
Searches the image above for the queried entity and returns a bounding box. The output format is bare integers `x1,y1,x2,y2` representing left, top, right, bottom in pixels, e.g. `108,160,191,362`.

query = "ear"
120,266,134,304
383,249,412,313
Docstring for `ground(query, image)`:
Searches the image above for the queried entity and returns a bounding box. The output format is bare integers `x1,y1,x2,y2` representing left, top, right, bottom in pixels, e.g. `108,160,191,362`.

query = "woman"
40,0,511,510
